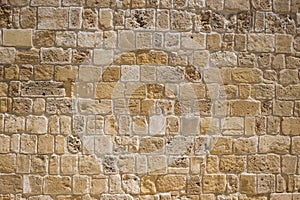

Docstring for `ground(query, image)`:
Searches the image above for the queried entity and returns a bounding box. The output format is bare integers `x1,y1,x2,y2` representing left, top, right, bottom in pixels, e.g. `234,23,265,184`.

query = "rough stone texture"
0,0,300,199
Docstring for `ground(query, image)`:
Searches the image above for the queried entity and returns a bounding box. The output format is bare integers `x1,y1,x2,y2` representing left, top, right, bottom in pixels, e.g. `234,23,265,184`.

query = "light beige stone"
156,175,186,192
203,174,226,193
248,34,275,52
3,29,32,47
44,176,71,194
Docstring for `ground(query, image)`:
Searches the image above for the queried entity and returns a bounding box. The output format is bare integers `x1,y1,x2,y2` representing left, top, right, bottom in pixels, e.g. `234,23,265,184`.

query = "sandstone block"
139,137,164,153
292,136,300,154
94,49,113,65
240,174,256,194
0,175,22,193
23,175,43,194
61,155,77,175
170,11,192,31
231,100,260,116
211,137,233,155
99,9,113,30
225,0,250,10
181,33,205,50
20,7,36,28
5,115,25,133
141,175,156,194
220,155,246,173
273,100,293,116
86,0,116,7
122,174,140,194
56,31,76,48
251,84,274,100
282,155,297,174
232,68,263,83
203,174,226,193
38,134,54,154
248,155,280,173
33,30,55,47
79,155,102,174
259,135,290,154
156,175,186,192
69,7,82,29
248,34,275,52
279,69,299,86
91,177,108,195
276,34,293,53
31,155,47,175
55,65,77,82
21,134,37,154
126,9,155,30
0,154,16,173
38,8,68,30
0,134,10,153
9,0,29,6
26,116,47,134
233,137,257,154
41,48,71,64
0,47,16,64
31,0,60,6
210,51,237,67
276,85,300,100
270,194,292,200
44,176,71,194
282,117,300,135
118,30,135,50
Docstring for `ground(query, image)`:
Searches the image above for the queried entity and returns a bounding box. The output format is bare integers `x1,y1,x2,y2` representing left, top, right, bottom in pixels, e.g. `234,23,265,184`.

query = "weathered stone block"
38,8,68,30
41,48,71,64
170,11,192,31
20,7,36,28
225,0,250,11
94,49,113,65
282,117,300,135
232,68,263,83
240,174,256,194
259,135,290,154
231,100,260,116
248,34,275,52
0,154,16,173
26,116,47,134
276,34,293,53
0,47,16,64
156,175,186,192
220,155,246,173
139,137,164,153
248,155,280,173
44,176,71,194
203,174,226,193
0,175,22,193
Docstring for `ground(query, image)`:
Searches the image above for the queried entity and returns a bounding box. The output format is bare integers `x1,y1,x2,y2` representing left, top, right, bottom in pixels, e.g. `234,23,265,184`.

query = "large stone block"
3,29,32,47
0,175,22,193
156,175,186,192
248,34,275,52
44,176,71,194
38,7,68,30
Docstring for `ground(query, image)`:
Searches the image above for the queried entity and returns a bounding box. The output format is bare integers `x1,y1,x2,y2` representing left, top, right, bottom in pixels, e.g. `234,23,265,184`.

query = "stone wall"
0,0,300,199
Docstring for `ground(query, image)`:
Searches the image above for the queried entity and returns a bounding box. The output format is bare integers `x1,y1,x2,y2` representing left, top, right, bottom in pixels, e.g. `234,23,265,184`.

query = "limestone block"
203,174,226,193
38,8,68,30
156,175,186,192
44,176,72,194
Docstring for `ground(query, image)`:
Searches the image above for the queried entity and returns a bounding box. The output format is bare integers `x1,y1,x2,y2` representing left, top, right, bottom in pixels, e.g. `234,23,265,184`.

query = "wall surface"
0,0,300,199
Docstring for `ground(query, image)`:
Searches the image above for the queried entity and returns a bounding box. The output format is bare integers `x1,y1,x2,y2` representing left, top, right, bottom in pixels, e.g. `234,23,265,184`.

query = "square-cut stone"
94,49,113,65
